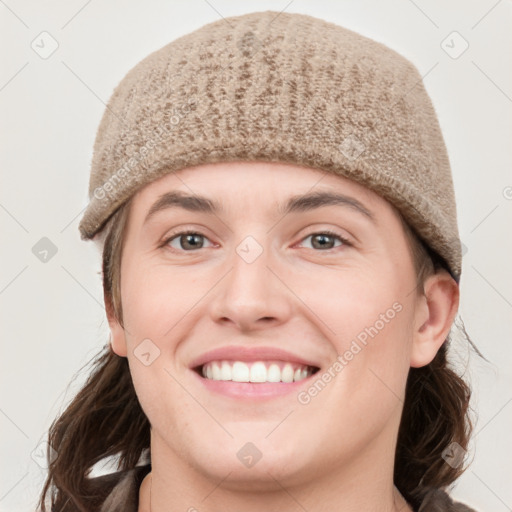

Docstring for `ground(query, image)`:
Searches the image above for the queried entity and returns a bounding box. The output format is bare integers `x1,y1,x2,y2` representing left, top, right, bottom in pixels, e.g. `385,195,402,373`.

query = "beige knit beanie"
78,10,462,282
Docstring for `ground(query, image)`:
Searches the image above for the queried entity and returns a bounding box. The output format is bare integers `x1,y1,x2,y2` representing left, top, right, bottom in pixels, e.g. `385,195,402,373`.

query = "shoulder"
418,487,478,512
86,463,151,512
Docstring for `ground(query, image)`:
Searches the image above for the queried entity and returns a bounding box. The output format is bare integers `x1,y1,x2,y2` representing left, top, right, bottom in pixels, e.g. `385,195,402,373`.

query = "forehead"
131,161,389,217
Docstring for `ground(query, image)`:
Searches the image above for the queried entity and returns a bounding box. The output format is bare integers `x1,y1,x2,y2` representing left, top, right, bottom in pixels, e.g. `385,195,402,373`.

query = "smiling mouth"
193,360,320,383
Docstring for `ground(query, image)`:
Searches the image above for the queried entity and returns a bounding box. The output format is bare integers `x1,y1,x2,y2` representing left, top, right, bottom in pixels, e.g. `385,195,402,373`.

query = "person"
37,10,481,512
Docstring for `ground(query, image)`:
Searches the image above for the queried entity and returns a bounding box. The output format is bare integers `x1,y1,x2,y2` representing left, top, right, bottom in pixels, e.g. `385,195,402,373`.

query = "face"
108,161,453,490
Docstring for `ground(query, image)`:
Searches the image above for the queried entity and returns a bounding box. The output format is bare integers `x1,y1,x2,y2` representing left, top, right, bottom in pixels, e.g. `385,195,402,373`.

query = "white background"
1,1,511,511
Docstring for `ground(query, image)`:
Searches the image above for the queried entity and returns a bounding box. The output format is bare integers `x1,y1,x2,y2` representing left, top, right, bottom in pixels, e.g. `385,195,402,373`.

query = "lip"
190,369,318,399
188,345,321,370
188,346,321,400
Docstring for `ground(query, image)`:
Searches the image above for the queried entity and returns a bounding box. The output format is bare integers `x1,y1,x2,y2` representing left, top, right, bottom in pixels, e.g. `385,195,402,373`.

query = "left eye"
298,231,350,250
163,230,350,252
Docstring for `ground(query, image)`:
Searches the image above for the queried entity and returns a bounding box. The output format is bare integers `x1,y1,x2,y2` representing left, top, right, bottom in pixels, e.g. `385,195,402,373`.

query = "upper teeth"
201,360,314,383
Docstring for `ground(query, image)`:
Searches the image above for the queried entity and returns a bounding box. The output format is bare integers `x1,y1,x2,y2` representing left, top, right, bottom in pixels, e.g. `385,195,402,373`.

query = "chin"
185,438,312,490
204,456,308,492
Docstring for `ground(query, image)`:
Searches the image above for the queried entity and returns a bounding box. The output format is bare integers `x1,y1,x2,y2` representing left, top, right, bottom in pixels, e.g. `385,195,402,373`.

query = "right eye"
163,230,215,252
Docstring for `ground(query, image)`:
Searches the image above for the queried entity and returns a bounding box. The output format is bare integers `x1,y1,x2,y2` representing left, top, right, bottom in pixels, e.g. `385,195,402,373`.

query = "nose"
208,237,293,332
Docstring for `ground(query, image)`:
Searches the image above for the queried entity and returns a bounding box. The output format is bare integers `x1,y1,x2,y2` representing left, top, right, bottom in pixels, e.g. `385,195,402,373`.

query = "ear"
105,290,128,357
410,270,459,368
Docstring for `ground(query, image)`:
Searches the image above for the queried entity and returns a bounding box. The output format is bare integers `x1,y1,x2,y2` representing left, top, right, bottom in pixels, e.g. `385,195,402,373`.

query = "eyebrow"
143,189,375,225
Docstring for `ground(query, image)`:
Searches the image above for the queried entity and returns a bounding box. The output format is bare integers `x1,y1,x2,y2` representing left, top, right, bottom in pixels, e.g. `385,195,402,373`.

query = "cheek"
306,270,414,410
340,275,412,369
336,301,413,428
292,282,414,469
298,264,410,350
120,260,197,424
119,259,208,402
120,258,197,340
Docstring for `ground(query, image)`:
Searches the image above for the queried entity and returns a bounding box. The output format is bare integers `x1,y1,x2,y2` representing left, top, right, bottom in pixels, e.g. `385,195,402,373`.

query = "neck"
139,433,413,512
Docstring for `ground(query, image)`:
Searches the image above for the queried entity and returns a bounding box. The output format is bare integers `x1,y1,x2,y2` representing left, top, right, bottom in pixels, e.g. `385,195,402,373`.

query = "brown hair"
37,199,479,512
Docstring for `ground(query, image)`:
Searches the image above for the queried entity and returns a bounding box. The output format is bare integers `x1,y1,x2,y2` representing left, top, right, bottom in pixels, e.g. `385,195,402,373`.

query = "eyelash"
160,229,352,253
